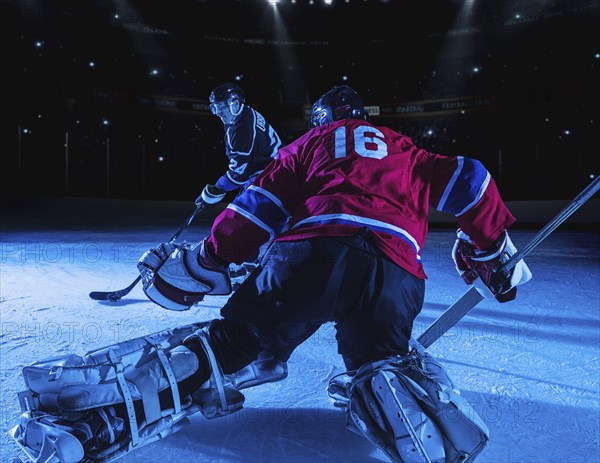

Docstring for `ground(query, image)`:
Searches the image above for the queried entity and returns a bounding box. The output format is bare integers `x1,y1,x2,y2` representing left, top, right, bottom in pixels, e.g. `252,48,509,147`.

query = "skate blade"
10,420,84,463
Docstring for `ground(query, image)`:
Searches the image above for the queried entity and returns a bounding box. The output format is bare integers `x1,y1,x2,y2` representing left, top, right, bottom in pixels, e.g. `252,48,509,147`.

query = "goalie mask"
209,82,246,125
310,85,368,128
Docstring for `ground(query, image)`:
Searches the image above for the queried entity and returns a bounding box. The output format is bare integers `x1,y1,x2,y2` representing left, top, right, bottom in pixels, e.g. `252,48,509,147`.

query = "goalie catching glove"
452,229,532,302
137,239,232,311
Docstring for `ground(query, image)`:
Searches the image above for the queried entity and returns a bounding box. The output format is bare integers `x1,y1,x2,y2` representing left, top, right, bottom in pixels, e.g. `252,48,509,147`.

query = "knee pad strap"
195,328,228,413
191,328,245,419
108,349,140,447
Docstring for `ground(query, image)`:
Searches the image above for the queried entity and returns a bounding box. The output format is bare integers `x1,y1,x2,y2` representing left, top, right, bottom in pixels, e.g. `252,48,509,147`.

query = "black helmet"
310,85,367,128
209,82,246,122
209,82,245,105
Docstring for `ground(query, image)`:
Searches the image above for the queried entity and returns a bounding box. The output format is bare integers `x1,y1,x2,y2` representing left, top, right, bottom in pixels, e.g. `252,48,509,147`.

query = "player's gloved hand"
195,184,226,207
452,229,532,302
139,240,232,311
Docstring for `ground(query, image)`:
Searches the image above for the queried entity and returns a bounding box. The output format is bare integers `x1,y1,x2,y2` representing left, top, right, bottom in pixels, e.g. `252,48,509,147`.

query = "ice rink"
1,197,599,462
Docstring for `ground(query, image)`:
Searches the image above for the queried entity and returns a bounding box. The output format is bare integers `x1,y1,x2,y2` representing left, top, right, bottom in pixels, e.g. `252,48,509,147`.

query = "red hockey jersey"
208,119,515,279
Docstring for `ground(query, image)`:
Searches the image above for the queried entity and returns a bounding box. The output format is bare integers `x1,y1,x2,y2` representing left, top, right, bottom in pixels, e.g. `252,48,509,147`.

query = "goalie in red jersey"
12,85,531,463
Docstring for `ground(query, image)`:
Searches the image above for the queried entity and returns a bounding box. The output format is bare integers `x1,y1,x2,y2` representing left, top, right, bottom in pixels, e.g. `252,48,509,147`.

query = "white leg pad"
347,361,446,463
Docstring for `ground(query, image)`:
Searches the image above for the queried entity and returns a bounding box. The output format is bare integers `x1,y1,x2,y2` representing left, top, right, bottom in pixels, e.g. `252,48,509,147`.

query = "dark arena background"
4,0,600,204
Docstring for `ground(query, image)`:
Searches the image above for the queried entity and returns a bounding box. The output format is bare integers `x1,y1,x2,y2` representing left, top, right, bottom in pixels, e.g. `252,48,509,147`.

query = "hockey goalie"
10,85,532,463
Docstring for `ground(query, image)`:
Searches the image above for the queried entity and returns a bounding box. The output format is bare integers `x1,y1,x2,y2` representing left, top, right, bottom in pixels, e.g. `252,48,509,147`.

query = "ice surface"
1,208,599,462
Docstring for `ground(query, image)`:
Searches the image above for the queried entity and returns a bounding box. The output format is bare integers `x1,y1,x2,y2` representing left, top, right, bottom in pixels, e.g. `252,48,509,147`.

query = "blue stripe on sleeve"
215,174,241,191
437,157,490,216
231,186,291,235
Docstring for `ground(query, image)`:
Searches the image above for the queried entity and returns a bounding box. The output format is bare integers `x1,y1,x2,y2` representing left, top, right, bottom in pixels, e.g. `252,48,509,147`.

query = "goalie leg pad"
346,358,446,463
12,323,213,462
22,324,204,415
405,342,490,462
336,348,490,463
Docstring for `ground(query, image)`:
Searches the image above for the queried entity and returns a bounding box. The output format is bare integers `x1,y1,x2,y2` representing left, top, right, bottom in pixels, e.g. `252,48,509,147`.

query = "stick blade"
89,291,122,301
89,276,141,302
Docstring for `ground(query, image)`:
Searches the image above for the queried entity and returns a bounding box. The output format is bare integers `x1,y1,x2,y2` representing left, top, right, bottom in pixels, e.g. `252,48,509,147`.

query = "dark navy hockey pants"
210,233,425,372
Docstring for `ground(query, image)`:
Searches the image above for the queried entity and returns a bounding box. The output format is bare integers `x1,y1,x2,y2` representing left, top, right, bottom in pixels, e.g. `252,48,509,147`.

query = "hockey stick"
89,203,208,301
416,176,600,349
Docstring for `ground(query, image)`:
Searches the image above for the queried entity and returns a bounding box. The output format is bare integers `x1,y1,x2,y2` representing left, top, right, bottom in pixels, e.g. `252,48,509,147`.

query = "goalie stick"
89,203,207,301
416,175,600,349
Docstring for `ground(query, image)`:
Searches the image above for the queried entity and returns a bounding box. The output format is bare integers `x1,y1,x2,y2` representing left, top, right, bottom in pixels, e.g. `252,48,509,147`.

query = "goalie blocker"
452,229,532,302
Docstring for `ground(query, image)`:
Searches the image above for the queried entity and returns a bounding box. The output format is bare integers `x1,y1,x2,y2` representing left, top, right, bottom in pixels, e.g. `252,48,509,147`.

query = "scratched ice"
1,208,598,463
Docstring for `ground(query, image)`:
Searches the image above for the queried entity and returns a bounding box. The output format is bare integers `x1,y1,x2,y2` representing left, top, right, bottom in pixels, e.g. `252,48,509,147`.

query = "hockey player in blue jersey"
195,82,282,212
196,82,282,283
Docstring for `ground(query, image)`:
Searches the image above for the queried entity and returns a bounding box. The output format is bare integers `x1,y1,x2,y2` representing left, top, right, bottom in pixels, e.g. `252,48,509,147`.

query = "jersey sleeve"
422,152,515,249
207,142,305,263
